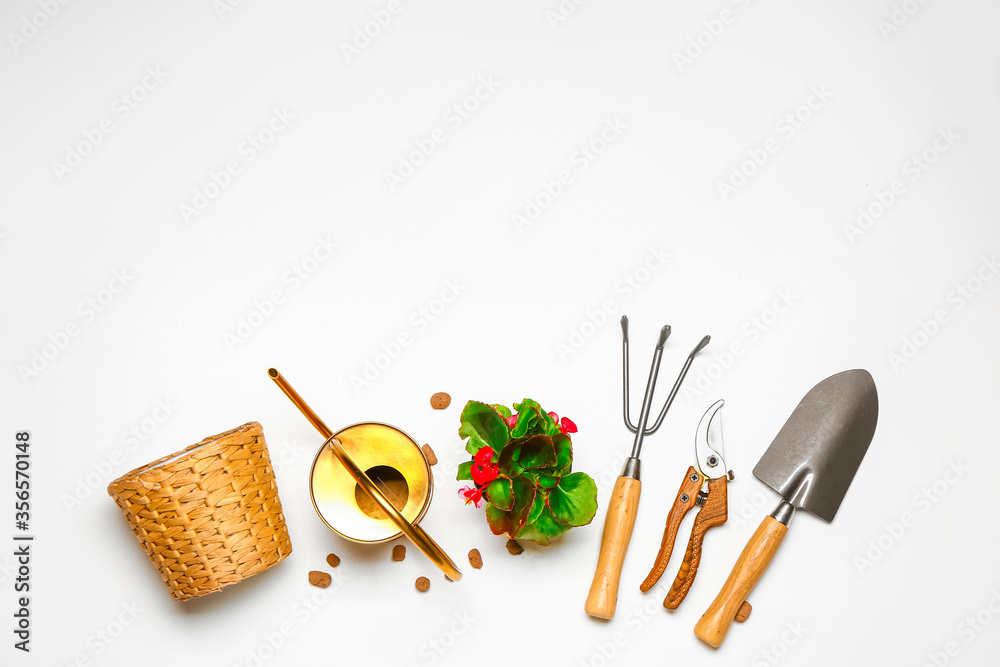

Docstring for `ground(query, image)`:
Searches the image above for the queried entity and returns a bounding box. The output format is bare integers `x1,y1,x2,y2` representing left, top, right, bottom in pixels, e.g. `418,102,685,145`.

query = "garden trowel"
694,369,878,647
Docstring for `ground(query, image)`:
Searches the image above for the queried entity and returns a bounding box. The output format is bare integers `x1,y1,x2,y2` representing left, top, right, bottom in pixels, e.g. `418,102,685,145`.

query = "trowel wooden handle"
585,476,641,619
694,515,788,647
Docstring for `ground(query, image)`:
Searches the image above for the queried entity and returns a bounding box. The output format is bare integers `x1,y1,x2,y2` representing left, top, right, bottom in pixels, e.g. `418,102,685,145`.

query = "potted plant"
457,399,598,546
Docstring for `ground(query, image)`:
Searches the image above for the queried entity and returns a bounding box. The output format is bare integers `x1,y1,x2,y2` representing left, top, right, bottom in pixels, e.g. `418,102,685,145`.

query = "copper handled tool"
584,317,709,619
640,399,732,609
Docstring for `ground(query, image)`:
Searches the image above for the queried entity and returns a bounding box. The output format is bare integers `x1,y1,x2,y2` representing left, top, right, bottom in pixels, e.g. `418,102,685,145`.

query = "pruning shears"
640,399,733,609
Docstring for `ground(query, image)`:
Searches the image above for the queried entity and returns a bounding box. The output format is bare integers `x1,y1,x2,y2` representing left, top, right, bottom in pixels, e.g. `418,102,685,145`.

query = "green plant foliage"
457,399,598,546
458,401,509,455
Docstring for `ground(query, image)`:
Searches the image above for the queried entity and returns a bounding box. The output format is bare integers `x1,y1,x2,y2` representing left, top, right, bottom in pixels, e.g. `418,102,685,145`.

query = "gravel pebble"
422,444,437,466
308,571,332,588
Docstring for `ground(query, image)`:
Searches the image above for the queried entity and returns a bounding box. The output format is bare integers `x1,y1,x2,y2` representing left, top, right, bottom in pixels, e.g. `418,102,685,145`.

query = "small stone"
422,444,438,466
430,392,451,410
415,576,430,592
326,553,340,568
506,539,524,556
468,548,483,569
308,571,331,588
392,544,406,561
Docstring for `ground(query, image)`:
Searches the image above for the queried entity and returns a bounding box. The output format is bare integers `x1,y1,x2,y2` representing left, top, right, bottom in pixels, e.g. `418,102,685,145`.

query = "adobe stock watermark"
512,116,627,233
854,459,968,575
225,235,338,352
214,0,253,20
592,451,628,496
17,268,135,385
887,255,997,371
7,0,72,52
59,601,142,667
384,75,501,192
179,107,295,224
544,0,590,29
339,0,411,63
61,398,179,513
510,116,628,233
0,556,16,587
877,0,931,39
403,610,476,667
268,439,309,478
350,279,466,393
234,572,347,667
51,66,168,183
555,245,669,360
843,126,958,243
716,86,832,202
917,588,1000,667
684,288,798,402
574,597,660,666
672,0,757,73
750,620,809,667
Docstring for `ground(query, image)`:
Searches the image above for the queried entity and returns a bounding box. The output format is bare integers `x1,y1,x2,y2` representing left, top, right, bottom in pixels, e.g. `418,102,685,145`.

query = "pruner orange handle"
640,467,729,609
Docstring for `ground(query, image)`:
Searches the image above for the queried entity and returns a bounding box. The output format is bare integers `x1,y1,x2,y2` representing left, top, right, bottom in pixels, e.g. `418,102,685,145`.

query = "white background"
2,1,999,665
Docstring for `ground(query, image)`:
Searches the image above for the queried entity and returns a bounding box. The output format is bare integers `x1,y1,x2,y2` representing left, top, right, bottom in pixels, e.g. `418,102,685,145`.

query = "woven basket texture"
107,421,292,601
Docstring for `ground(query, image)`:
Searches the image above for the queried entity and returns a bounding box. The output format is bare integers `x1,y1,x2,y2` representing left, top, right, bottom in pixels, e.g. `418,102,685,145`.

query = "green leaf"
459,401,509,455
515,506,571,546
547,472,599,527
510,405,541,438
534,473,560,488
490,404,512,420
520,399,561,435
527,488,547,524
484,476,535,538
552,433,572,473
512,399,561,438
456,461,473,481
485,503,517,537
485,477,514,511
510,475,535,521
498,434,555,477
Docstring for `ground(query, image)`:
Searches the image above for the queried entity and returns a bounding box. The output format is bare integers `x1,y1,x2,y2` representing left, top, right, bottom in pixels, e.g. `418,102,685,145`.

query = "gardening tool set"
107,309,878,653
582,317,879,650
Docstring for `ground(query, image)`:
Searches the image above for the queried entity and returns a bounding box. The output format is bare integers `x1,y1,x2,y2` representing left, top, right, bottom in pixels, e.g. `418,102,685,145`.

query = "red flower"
548,411,578,435
471,461,499,486
470,446,499,486
506,414,517,428
458,486,484,508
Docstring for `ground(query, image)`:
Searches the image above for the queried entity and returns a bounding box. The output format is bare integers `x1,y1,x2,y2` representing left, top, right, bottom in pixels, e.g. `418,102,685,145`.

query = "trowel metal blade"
752,369,879,522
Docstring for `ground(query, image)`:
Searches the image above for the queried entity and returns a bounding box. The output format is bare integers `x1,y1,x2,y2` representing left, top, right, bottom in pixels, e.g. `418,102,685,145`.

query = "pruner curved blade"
639,397,733,609
695,399,732,481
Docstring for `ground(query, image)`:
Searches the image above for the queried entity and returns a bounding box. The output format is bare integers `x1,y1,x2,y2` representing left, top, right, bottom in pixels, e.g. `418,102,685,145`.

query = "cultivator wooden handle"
585,476,641,619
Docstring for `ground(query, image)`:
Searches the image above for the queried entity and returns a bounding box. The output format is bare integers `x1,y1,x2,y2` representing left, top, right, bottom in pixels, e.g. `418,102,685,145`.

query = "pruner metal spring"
621,315,710,459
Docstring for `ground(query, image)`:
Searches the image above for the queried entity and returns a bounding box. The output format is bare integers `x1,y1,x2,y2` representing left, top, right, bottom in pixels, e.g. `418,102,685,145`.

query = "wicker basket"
107,421,293,601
